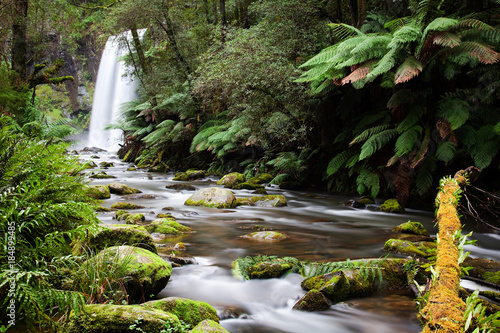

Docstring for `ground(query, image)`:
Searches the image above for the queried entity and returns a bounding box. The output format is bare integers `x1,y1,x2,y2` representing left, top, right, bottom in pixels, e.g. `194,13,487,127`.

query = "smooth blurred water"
82,151,500,333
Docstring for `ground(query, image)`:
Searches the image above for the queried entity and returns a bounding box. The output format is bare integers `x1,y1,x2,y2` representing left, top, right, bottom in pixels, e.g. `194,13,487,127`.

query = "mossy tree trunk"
11,0,29,88
419,173,468,332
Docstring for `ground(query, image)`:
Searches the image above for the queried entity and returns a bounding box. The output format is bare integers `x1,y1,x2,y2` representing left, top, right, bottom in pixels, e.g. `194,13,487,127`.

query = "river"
82,150,500,333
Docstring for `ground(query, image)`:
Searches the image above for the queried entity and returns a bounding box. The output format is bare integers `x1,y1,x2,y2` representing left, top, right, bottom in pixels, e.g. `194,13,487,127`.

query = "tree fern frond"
394,126,422,157
430,31,461,48
455,41,500,65
296,61,337,82
414,156,437,195
394,56,423,84
359,129,399,160
396,104,423,132
350,124,393,145
328,23,364,40
354,112,391,134
437,98,469,130
364,48,399,84
388,25,422,48
300,45,341,68
338,47,389,68
326,151,352,176
384,17,413,32
423,17,458,38
474,139,500,169
351,35,392,54
456,18,494,31
436,140,456,162
356,167,380,197
494,121,500,135
342,61,377,85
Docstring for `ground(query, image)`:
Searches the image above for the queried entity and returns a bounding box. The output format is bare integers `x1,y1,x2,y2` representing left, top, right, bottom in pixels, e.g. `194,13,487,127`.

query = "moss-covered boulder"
233,182,263,190
384,238,436,258
173,169,205,181
232,255,299,280
74,224,157,255
292,289,331,312
108,182,142,195
240,231,288,241
148,163,169,172
165,183,197,191
378,199,405,213
125,213,145,225
301,271,349,303
392,221,430,237
236,195,287,207
86,185,111,199
115,210,130,221
463,257,500,285
247,173,273,184
145,217,194,236
110,202,145,210
99,161,114,168
81,246,172,303
65,304,181,333
216,172,246,188
191,319,230,333
141,297,219,329
185,187,237,209
89,171,116,179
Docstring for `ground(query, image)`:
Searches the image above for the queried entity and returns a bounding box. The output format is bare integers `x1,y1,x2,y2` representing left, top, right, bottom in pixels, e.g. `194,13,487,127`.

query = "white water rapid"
87,31,141,152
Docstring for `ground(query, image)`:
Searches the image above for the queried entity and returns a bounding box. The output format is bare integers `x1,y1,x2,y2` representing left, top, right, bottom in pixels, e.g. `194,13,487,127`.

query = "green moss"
142,297,218,329
301,271,349,303
392,221,430,236
173,169,205,181
292,289,331,311
248,173,273,184
146,218,194,235
233,182,263,190
236,195,287,207
65,304,180,333
232,255,299,280
115,210,130,221
241,231,288,241
89,171,116,179
378,199,405,213
216,172,246,188
384,238,436,258
126,213,145,225
111,202,145,209
86,185,111,199
108,182,142,195
190,319,230,333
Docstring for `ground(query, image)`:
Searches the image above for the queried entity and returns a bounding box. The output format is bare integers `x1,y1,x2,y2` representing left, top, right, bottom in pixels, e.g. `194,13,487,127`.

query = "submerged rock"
89,171,116,179
80,246,172,303
165,183,197,191
185,187,237,209
141,297,219,328
247,173,273,184
86,185,110,199
108,182,142,195
384,238,436,258
240,231,289,241
65,304,180,333
236,195,287,207
233,182,263,190
145,217,194,236
232,255,299,280
173,169,205,181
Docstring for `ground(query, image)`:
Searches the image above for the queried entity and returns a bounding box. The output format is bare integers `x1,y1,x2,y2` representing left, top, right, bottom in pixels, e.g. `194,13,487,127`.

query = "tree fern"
350,124,393,145
395,125,422,157
395,56,423,84
328,23,364,40
414,155,437,195
437,98,469,130
474,139,500,170
356,167,380,197
435,140,456,162
358,128,398,160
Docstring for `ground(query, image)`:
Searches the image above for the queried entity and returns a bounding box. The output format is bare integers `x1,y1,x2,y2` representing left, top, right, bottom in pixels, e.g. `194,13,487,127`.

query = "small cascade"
87,31,142,152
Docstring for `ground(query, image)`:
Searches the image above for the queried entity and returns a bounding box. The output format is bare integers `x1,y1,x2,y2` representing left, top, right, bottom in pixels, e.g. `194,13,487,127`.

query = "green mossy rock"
81,246,172,303
110,202,145,210
292,289,331,311
247,173,273,184
233,182,263,190
301,271,349,303
190,319,230,333
86,185,111,199
141,297,219,329
185,187,237,209
165,183,197,191
148,163,169,172
108,182,142,195
126,213,145,225
236,195,287,207
115,210,130,221
463,257,500,285
378,199,405,213
89,171,116,179
240,231,288,241
173,169,205,181
384,238,436,258
392,221,430,236
74,224,157,255
99,162,114,168
232,256,299,280
145,217,194,235
358,196,375,204
65,304,180,333
216,172,246,188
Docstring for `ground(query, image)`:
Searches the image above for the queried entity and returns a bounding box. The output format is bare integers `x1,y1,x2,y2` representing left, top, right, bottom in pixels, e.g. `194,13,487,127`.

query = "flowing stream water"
80,150,500,333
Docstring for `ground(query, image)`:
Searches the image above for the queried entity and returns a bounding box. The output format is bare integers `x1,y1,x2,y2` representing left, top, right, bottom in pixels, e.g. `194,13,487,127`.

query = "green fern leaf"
350,124,393,145
394,126,422,157
388,25,422,48
415,156,437,195
435,141,456,162
422,17,458,38
394,56,423,84
396,105,423,132
328,23,364,40
326,151,352,176
437,98,469,130
474,139,500,169
359,129,398,160
364,48,399,84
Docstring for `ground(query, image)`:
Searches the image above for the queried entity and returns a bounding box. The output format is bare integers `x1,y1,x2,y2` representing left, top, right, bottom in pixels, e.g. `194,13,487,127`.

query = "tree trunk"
220,0,226,43
238,0,248,28
419,172,468,333
357,0,367,27
11,0,29,87
130,27,149,76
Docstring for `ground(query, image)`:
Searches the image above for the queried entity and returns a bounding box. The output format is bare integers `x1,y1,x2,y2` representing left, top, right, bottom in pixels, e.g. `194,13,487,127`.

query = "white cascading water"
87,31,142,152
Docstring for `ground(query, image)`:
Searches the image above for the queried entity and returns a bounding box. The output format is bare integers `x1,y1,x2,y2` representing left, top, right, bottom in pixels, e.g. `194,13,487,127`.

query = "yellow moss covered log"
420,173,468,333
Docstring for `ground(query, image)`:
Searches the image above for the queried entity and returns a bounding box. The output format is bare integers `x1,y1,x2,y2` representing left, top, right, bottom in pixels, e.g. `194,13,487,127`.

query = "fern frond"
337,47,389,68
394,56,423,84
437,98,469,130
300,44,341,68
396,104,423,132
328,23,364,40
436,140,456,162
359,129,398,160
474,139,500,169
351,35,392,53
326,151,352,176
422,17,458,38
394,126,422,157
431,31,461,48
353,112,391,134
350,124,393,145
456,18,494,31
455,41,500,65
414,156,437,195
364,48,399,84
341,61,376,85
356,167,380,197
388,25,422,48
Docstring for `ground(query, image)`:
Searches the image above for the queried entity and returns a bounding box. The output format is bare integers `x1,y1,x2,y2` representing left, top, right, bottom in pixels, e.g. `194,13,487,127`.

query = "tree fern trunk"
11,0,29,88
392,159,414,207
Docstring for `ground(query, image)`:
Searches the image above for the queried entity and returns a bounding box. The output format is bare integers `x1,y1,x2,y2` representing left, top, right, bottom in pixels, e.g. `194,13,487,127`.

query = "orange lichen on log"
420,177,466,333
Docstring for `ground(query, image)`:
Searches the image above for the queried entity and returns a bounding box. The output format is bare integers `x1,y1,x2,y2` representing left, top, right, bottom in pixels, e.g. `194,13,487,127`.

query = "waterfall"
87,31,141,152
